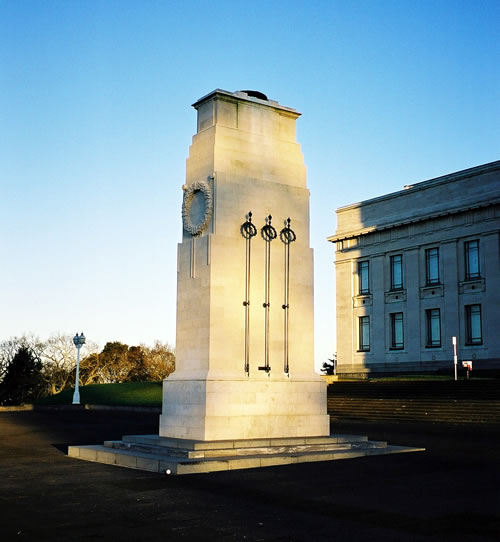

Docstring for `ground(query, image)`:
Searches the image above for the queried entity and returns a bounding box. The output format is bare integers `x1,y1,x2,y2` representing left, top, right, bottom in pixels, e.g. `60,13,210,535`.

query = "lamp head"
73,332,86,347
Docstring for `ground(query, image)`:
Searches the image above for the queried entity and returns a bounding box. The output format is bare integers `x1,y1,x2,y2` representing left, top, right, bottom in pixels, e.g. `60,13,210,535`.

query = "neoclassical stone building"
328,161,500,376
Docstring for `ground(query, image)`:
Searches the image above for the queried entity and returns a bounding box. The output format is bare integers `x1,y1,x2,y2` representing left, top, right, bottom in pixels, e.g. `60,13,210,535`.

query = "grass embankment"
36,382,162,407
35,374,497,407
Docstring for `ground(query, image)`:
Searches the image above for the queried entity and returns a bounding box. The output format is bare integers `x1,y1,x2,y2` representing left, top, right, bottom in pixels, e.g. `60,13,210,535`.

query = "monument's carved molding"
182,180,213,236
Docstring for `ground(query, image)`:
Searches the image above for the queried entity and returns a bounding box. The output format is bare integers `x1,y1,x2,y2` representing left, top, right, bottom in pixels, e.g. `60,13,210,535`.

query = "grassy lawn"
35,374,498,407
36,382,163,407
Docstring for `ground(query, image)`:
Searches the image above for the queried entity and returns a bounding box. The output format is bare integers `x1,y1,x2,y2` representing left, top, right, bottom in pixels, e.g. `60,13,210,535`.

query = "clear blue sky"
1,0,498,369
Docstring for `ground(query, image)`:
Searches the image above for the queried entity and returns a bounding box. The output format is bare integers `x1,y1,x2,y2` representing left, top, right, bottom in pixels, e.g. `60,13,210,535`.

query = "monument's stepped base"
68,434,424,475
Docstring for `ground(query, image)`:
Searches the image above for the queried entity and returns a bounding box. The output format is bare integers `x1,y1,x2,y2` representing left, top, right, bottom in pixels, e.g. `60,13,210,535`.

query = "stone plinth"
160,377,328,441
68,433,424,475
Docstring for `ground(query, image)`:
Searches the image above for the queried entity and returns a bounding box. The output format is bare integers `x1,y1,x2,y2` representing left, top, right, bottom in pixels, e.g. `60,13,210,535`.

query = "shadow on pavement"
1,410,498,542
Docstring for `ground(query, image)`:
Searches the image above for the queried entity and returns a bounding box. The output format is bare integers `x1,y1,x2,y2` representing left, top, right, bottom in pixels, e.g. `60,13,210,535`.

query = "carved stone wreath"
182,180,213,236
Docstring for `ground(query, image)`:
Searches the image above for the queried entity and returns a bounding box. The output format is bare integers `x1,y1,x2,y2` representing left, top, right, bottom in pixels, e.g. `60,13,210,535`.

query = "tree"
40,333,76,394
0,340,16,384
0,335,44,385
40,333,98,394
78,341,175,384
139,341,175,381
0,333,176,397
79,345,132,386
0,346,43,405
79,352,105,386
77,341,131,384
126,345,147,381
99,341,131,382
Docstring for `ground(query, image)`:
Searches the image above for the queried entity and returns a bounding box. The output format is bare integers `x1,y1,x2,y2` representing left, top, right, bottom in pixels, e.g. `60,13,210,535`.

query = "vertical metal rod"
244,235,251,374
240,212,257,375
259,215,277,373
280,218,296,375
73,343,81,404
264,235,271,371
72,332,86,405
283,240,290,374
453,336,457,381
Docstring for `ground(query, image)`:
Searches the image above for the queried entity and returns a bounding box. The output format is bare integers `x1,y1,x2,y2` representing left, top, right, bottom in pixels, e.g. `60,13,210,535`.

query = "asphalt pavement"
1,409,498,541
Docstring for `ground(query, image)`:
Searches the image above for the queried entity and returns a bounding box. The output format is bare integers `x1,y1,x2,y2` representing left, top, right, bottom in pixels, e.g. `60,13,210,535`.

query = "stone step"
328,397,500,404
329,407,499,416
121,433,368,450
331,414,498,424
327,397,500,405
327,398,500,424
104,436,386,459
330,414,499,424
330,400,500,405
328,404,500,416
69,438,423,476
329,407,500,415
327,382,500,401
328,408,500,416
328,402,500,413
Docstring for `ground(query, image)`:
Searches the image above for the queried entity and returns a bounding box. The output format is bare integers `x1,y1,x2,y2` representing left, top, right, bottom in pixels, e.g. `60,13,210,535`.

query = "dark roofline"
336,160,500,214
327,198,500,243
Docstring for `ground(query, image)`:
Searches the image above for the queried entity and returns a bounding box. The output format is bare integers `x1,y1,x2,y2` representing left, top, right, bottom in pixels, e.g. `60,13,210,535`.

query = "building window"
390,312,404,349
425,248,440,285
390,254,403,290
465,240,480,280
358,316,370,351
465,304,482,345
358,261,370,294
426,309,441,347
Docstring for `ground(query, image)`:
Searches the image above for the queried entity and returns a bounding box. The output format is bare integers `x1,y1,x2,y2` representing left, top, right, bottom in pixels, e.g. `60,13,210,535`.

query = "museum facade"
328,161,500,376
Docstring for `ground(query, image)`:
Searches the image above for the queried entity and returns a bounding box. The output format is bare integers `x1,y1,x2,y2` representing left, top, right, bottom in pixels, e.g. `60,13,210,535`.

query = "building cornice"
329,161,500,244
335,160,500,214
328,197,500,244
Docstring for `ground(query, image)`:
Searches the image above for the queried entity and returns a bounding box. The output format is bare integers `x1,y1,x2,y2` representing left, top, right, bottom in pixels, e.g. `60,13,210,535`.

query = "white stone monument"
159,89,330,441
68,90,424,473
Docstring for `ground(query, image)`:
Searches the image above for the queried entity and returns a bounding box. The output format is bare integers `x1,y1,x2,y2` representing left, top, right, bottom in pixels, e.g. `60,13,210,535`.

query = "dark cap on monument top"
240,90,268,100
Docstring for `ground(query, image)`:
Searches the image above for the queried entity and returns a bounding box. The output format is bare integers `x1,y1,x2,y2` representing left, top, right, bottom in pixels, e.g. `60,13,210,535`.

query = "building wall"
330,162,500,375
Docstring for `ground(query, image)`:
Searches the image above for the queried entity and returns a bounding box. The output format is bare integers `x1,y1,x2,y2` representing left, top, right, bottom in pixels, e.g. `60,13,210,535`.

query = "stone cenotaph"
160,88,329,441
68,90,422,474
